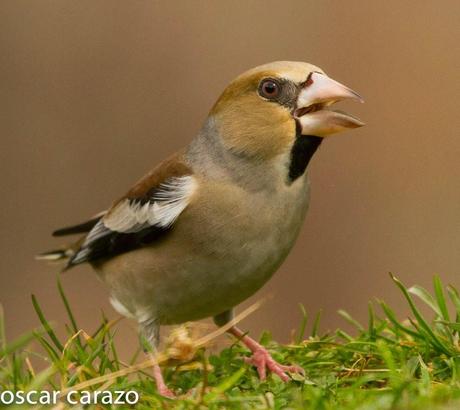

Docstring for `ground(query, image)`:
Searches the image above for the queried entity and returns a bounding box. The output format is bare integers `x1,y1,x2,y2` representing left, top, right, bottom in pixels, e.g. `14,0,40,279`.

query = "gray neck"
185,118,292,192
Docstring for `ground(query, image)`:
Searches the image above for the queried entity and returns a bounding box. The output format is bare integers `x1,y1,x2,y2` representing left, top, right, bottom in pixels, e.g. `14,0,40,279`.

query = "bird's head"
210,61,364,180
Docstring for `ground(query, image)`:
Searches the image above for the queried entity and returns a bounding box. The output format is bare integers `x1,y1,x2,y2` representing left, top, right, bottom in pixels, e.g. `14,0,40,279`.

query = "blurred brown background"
1,1,460,356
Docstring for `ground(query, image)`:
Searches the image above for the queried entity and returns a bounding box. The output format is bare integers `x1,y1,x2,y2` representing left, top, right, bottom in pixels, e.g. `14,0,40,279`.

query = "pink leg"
228,326,303,381
150,354,175,398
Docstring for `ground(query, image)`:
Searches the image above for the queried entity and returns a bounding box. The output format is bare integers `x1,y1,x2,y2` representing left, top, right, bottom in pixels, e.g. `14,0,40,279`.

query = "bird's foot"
228,326,303,381
244,346,303,381
157,384,175,399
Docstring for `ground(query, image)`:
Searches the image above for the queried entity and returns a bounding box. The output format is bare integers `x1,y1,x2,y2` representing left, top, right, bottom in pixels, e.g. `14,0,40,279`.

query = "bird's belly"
161,229,299,323
98,177,311,325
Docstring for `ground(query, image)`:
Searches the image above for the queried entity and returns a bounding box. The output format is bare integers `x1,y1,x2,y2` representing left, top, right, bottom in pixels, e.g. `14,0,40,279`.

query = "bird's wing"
66,153,196,268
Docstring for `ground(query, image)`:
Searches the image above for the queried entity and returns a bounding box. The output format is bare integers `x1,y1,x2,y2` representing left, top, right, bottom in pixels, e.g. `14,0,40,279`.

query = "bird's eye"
259,79,280,99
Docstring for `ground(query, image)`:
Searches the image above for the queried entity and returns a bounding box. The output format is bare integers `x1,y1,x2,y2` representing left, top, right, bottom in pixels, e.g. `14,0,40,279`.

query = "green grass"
2,274,460,409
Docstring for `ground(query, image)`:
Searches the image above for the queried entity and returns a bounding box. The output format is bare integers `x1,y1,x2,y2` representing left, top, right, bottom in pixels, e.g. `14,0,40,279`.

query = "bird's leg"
150,354,174,398
213,310,303,382
140,318,175,398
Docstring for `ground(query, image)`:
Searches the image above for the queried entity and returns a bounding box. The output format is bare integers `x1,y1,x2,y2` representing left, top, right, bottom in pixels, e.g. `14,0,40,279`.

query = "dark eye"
259,79,280,99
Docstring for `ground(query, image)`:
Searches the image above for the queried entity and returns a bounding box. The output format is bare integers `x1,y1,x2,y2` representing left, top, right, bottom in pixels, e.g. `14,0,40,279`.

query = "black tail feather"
52,216,101,237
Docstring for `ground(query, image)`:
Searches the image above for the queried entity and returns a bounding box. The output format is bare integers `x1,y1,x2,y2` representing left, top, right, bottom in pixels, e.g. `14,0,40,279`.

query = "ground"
2,274,460,409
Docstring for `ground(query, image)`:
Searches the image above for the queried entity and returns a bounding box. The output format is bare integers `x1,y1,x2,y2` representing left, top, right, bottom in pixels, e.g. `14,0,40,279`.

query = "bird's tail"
35,247,75,262
37,215,103,269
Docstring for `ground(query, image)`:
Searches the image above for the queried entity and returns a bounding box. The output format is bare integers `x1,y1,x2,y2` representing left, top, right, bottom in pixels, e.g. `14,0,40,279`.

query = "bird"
38,61,364,397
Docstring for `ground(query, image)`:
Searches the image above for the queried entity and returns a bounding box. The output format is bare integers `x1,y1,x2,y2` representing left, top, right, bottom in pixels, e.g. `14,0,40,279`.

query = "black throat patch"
288,133,323,183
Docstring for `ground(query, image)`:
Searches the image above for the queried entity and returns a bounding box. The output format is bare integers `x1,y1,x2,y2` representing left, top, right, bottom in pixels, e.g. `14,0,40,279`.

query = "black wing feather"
53,216,103,237
66,223,170,269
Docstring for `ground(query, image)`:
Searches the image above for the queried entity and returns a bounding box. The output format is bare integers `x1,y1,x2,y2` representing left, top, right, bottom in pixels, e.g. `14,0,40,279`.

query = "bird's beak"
295,72,364,137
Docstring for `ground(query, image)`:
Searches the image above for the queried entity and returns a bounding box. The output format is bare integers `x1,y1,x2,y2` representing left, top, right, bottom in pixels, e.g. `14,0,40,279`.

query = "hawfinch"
39,61,364,397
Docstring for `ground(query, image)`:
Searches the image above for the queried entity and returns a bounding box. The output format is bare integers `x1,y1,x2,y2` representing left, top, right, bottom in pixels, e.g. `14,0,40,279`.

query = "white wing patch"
104,175,197,233
69,175,197,265
83,219,110,243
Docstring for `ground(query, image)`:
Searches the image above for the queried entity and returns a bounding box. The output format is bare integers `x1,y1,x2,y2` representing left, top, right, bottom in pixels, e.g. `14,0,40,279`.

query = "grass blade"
409,285,440,316
204,366,246,402
57,278,79,334
311,310,322,338
31,294,64,352
368,302,376,340
338,310,364,332
433,275,450,321
378,300,420,339
0,331,38,360
390,273,453,355
296,303,308,344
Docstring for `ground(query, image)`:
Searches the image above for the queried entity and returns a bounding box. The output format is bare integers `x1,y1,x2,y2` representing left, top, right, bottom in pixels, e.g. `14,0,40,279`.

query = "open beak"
295,72,364,137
